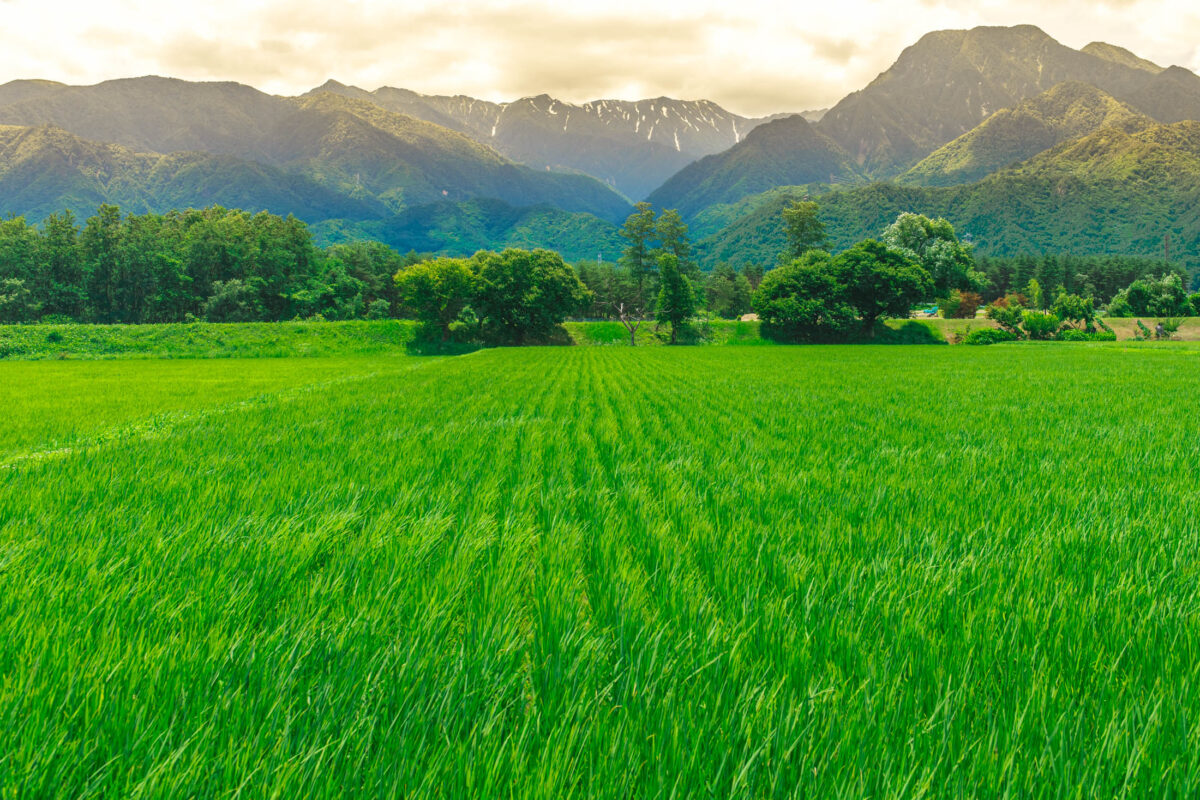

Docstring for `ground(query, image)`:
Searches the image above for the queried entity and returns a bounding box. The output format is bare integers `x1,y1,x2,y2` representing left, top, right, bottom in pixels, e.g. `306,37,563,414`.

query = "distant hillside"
311,199,624,263
646,116,863,218
0,77,632,223
308,81,786,199
697,121,1200,265
0,124,378,222
649,25,1200,224
900,82,1152,186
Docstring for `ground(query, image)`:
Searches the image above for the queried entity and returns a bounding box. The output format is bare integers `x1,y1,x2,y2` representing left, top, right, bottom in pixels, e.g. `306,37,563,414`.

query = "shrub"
1056,329,1116,342
1022,311,1060,340
939,290,983,319
986,298,1025,335
366,299,391,320
964,328,1018,345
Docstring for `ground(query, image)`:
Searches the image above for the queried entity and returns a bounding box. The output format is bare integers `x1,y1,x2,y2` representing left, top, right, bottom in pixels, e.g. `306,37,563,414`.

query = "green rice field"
3,344,1200,797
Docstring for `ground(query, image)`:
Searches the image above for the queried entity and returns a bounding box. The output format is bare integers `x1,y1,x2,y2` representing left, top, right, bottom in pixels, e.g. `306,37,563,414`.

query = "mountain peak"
1081,42,1163,73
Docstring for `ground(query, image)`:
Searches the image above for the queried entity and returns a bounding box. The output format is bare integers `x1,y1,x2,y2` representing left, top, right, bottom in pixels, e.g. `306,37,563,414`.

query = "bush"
964,328,1018,345
366,299,391,320
1022,311,1060,340
1055,329,1116,342
986,295,1025,335
939,290,983,319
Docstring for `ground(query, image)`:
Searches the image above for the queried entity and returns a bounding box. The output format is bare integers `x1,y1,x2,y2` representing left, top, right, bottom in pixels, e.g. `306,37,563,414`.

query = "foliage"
964,328,1019,345
1106,273,1191,317
474,249,592,345
751,251,856,342
833,239,932,331
394,258,477,341
986,295,1027,336
1056,328,1117,341
781,200,829,259
881,213,982,298
705,264,754,319
654,255,697,344
1021,310,1061,340
939,290,983,319
618,202,659,302
1051,292,1096,328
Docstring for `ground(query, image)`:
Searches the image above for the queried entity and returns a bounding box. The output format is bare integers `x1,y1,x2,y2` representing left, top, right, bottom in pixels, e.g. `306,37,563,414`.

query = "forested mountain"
899,82,1152,186
652,25,1200,222
696,121,1200,267
0,77,631,223
307,80,791,199
645,115,863,218
0,124,379,222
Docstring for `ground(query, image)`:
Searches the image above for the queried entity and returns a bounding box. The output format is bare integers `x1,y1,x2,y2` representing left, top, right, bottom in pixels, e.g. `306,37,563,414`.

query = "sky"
1,0,1199,116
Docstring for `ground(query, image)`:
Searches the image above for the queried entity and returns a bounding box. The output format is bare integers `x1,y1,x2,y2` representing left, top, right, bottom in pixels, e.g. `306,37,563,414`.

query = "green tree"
752,251,856,343
39,211,85,320
394,257,476,341
655,254,696,344
619,202,658,303
82,204,124,323
203,278,265,322
833,239,932,334
654,209,697,278
881,213,980,299
706,263,753,319
475,249,591,345
781,200,828,259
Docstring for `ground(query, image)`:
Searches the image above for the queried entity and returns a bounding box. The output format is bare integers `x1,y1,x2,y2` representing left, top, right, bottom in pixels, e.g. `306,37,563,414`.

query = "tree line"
0,206,417,324
2,202,1194,342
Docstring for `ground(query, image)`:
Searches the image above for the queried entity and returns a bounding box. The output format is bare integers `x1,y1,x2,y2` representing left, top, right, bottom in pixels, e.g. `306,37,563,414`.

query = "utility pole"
1165,232,1171,265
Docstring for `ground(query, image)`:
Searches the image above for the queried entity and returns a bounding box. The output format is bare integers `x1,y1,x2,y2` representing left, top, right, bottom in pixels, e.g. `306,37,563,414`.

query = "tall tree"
833,239,932,334
82,204,123,323
881,213,981,299
39,212,85,320
654,209,697,278
782,200,829,259
655,254,696,345
619,202,658,303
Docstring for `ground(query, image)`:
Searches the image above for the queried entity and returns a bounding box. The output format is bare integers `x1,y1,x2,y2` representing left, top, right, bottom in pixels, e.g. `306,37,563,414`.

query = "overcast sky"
2,0,1198,116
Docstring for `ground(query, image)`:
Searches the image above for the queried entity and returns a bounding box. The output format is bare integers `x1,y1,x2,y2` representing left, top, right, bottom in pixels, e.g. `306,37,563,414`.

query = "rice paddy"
3,344,1200,798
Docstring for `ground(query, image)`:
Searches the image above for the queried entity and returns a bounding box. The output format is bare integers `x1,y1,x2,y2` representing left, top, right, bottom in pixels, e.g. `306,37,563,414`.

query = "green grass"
4,346,1200,797
0,320,420,361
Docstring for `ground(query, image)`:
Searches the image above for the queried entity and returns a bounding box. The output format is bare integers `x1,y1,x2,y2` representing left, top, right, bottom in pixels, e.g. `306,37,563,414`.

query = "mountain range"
2,24,1200,265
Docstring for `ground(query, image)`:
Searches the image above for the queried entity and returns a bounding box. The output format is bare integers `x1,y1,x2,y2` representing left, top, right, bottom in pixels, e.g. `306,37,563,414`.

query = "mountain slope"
309,81,782,199
645,115,864,218
0,77,632,222
0,124,380,222
696,120,1200,264
900,82,1153,186
816,25,1161,176
650,26,1200,222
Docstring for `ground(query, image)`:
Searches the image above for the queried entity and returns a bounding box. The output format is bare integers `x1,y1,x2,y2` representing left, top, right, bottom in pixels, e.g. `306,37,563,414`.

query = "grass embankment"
3,316,1198,362
1,318,925,359
0,319,420,360
5,346,1200,796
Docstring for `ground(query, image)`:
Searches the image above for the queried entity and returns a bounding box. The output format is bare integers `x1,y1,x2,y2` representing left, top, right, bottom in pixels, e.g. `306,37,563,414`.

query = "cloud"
1,0,1198,115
